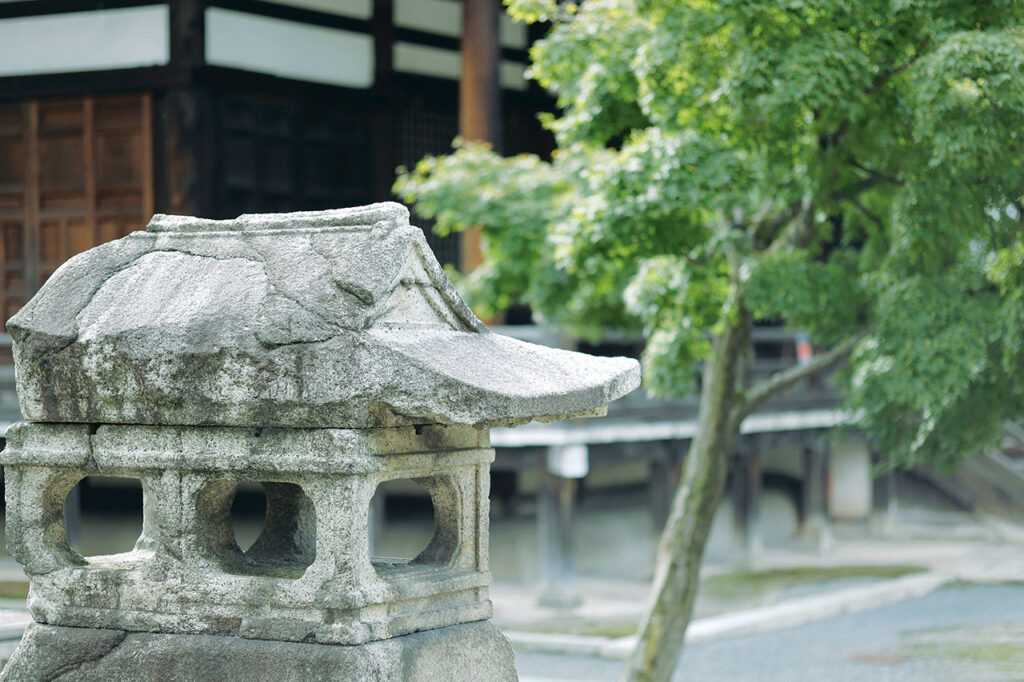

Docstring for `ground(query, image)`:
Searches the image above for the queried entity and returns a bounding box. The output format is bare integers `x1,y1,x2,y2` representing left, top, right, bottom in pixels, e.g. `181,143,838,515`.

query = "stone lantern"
0,203,639,680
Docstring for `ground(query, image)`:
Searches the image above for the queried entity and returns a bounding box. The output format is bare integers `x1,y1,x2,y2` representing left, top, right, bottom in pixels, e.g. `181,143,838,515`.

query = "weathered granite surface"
2,422,494,645
0,622,516,682
8,202,639,428
2,203,642,681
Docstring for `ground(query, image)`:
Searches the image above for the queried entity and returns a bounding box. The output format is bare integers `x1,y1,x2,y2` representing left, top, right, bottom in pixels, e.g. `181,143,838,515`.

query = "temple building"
0,0,552,336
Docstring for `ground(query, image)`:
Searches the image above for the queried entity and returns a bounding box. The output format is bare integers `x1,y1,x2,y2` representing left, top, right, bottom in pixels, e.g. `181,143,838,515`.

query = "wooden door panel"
39,134,85,191
0,137,24,189
96,130,144,188
0,94,153,336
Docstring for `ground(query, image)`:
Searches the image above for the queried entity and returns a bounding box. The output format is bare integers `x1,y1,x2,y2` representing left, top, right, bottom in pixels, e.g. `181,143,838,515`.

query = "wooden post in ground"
730,438,763,566
731,451,748,560
744,441,763,562
884,466,899,534
802,440,833,552
649,441,683,528
537,444,587,608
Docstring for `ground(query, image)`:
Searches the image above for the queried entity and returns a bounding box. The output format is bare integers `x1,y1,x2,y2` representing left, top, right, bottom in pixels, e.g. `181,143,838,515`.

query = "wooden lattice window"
397,107,461,269
214,95,374,219
0,95,154,335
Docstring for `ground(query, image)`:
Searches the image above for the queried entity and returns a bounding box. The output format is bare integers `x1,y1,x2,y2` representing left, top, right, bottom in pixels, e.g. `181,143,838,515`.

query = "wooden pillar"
154,0,209,217
371,0,397,202
460,0,502,148
170,0,205,66
141,94,155,219
23,102,39,296
83,98,97,249
537,444,587,608
371,0,395,83
459,0,503,274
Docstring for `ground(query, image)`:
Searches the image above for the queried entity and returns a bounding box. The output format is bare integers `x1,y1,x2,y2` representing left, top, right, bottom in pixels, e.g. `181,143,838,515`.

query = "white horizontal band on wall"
394,0,527,49
206,7,374,89
0,6,169,77
264,0,373,20
393,42,527,91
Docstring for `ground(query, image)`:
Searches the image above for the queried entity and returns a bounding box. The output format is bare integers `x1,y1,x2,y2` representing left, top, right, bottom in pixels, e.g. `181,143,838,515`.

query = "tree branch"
831,168,903,203
866,39,930,97
733,333,865,423
851,196,885,229
767,197,817,253
848,160,901,187
753,199,804,249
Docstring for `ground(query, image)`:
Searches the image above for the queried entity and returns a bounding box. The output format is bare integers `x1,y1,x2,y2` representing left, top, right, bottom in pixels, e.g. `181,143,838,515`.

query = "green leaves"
746,249,865,346
527,0,652,146
505,0,561,24
394,141,569,320
848,272,1018,468
912,31,1024,152
396,0,1024,466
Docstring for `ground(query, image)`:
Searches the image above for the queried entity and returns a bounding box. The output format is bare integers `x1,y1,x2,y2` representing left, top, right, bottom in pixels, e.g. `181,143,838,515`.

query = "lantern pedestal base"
1,621,518,682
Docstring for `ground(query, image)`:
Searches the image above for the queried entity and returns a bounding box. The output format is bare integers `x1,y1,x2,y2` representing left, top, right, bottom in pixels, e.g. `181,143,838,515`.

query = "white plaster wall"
393,0,527,48
500,61,528,91
394,42,460,79
0,6,169,77
393,42,527,90
267,0,374,20
499,15,529,49
206,8,374,88
828,437,873,520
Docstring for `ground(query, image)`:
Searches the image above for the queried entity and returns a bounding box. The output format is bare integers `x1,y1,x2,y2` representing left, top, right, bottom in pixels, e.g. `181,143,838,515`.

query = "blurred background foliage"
396,0,1024,470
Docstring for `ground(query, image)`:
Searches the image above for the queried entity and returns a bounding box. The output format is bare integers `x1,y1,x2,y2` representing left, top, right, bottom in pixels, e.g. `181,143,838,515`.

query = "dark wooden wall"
0,95,153,331
0,0,555,325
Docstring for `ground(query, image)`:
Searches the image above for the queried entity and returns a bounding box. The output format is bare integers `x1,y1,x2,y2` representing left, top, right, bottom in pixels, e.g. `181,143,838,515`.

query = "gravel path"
516,583,1024,681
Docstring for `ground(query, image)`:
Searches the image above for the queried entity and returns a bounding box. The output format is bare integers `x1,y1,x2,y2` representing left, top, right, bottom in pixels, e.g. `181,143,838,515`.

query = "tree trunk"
623,314,750,682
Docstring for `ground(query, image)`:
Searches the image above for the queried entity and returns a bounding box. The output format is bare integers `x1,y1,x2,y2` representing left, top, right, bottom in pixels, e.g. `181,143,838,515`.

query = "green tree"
395,2,1024,679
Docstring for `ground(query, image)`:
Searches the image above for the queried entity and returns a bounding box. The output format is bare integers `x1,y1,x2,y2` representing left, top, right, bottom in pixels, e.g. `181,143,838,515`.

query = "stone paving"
516,583,1024,681
493,512,1024,660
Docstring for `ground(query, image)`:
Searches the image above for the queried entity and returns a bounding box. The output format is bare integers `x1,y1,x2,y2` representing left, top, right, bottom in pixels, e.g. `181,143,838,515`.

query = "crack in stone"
47,630,129,681
263,332,344,351
84,427,98,474
64,247,220,340
266,284,337,328
308,237,384,306
259,283,346,347
150,244,268,263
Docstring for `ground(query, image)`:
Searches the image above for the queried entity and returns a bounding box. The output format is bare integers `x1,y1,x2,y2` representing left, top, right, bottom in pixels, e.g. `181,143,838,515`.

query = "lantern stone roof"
8,203,640,428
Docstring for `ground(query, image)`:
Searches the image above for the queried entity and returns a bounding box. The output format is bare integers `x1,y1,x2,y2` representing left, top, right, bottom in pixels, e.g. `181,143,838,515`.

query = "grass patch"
0,582,28,600
938,643,1024,664
904,626,1024,674
522,620,639,638
516,564,927,638
700,565,925,603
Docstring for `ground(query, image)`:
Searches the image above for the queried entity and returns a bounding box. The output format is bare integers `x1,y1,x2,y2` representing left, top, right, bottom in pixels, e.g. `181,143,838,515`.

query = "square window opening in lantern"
369,475,459,579
200,480,317,579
